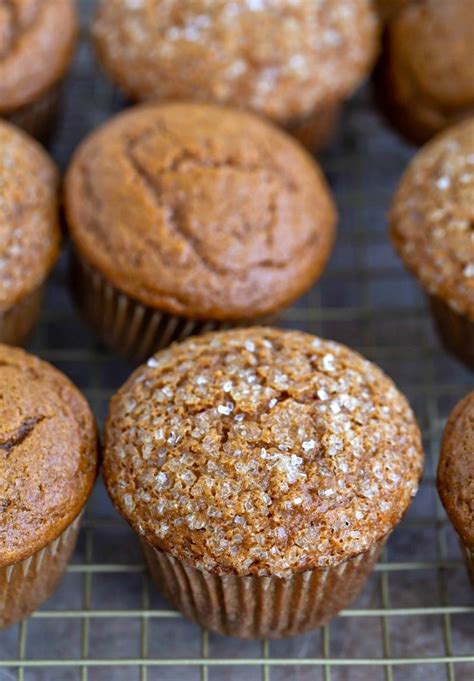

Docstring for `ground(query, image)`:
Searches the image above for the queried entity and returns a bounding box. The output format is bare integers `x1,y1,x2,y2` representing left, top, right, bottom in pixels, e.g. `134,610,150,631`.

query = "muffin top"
65,103,337,320
92,0,379,123
0,345,98,567
0,0,77,114
0,120,60,311
438,391,474,549
104,328,423,577
382,0,474,140
391,118,474,321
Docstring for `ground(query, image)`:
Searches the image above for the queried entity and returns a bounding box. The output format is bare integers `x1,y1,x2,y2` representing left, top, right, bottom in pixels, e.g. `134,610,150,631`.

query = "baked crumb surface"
65,103,336,319
0,120,60,310
0,345,98,567
104,328,423,577
93,0,379,122
391,118,474,321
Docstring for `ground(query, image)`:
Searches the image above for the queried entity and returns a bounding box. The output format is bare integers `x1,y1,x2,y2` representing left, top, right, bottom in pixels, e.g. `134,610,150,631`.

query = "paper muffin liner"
0,513,82,629
141,539,385,639
0,286,44,346
429,295,474,370
461,544,474,585
286,100,341,153
71,252,275,364
6,82,63,142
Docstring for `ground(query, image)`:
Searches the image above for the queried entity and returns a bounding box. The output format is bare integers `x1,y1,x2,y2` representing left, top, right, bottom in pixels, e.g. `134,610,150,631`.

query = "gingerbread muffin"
438,391,474,584
104,327,423,639
0,345,98,628
390,118,474,370
375,0,474,144
65,103,337,362
92,0,380,151
0,120,61,345
0,0,78,140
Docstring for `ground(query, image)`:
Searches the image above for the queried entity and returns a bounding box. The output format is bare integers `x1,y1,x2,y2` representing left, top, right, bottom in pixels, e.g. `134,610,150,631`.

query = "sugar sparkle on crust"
390,118,474,321
104,328,423,578
92,0,379,123
0,121,60,310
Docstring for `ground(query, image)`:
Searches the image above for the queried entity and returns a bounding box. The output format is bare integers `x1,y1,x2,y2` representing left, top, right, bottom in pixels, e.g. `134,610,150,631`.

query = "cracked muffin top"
104,328,423,577
0,345,98,566
65,103,337,320
438,391,474,549
390,118,474,322
0,0,77,114
0,120,60,311
92,0,379,124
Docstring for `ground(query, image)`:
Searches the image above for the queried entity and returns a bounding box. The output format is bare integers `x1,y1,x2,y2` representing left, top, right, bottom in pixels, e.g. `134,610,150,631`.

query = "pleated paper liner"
6,82,63,143
142,539,385,639
71,253,276,364
0,513,82,629
429,295,474,370
461,544,474,585
0,286,44,346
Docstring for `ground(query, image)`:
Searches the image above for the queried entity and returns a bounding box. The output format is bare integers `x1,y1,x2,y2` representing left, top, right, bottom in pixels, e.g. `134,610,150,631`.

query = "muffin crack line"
0,414,46,456
124,142,300,277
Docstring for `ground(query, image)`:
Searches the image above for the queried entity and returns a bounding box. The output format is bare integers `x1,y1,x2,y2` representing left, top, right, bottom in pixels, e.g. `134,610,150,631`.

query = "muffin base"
142,540,385,639
0,513,81,629
462,545,474,585
4,83,63,143
0,286,44,346
286,101,341,153
429,295,474,370
71,253,275,364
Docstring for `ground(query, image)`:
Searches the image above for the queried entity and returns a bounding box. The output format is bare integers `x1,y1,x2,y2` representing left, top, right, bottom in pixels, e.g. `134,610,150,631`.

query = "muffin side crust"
390,118,474,321
438,392,474,549
0,0,77,114
0,120,60,311
0,345,98,567
65,103,337,320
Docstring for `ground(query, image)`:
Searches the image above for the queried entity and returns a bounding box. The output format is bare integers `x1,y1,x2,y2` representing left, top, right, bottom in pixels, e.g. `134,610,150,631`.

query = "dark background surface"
0,1,473,679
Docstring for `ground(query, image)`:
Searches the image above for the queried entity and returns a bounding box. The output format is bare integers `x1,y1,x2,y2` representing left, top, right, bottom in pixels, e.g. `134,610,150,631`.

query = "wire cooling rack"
1,2,473,680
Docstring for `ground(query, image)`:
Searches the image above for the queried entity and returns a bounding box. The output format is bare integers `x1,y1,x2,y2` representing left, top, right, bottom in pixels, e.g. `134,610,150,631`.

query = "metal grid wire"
1,2,473,680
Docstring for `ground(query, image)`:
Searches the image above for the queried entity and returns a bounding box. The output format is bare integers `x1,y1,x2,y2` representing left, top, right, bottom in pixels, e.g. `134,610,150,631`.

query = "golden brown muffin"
438,391,474,584
104,327,423,638
65,102,337,362
0,0,78,140
0,344,98,628
390,118,474,369
0,120,61,345
375,0,474,144
92,0,380,151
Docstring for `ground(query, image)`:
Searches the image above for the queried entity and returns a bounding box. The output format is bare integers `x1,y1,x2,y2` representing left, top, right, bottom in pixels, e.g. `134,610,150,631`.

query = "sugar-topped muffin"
0,120,60,345
104,327,423,638
92,0,380,150
65,102,337,362
391,117,474,369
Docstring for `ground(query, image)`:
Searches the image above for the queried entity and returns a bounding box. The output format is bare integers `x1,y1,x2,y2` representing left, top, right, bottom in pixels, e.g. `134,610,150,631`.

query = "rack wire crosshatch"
1,2,473,680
